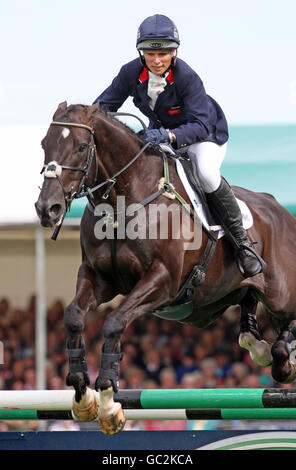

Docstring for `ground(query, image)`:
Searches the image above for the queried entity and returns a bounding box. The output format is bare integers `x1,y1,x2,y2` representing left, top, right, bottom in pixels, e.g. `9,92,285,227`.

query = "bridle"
42,121,98,209
41,117,150,239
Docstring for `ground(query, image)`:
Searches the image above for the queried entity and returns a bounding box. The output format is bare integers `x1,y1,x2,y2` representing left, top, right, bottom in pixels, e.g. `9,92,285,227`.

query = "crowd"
0,295,294,432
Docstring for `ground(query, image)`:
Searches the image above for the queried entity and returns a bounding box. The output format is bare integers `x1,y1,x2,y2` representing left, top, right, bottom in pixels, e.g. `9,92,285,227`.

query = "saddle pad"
175,159,253,239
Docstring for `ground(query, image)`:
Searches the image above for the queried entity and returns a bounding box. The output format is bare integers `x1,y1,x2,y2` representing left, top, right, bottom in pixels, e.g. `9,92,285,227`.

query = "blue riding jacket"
94,57,228,149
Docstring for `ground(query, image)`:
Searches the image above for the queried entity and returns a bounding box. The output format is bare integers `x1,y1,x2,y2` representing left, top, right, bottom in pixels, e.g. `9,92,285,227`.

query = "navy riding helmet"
136,14,180,50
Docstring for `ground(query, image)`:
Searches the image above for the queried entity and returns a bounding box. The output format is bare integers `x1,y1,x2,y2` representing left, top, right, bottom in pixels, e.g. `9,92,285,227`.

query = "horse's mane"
65,103,164,158
65,103,144,143
101,107,141,134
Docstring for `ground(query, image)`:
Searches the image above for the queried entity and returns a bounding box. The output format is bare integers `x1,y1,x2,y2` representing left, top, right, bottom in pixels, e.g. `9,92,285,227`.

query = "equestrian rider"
93,14,265,278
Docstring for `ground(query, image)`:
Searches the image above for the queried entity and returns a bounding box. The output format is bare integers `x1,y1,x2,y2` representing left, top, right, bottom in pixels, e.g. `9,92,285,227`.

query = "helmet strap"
172,49,178,66
138,51,146,67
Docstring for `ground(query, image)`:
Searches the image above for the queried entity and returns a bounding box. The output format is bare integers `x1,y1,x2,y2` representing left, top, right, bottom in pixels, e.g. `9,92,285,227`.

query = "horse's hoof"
72,387,99,421
99,403,126,435
239,331,272,367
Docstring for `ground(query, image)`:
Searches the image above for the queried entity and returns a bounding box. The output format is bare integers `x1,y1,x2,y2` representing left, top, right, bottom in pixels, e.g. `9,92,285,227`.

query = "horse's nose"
35,200,44,219
35,200,63,227
49,203,62,217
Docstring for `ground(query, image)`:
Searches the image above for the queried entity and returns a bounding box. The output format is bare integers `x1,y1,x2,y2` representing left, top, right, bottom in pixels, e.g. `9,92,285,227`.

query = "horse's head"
35,101,99,227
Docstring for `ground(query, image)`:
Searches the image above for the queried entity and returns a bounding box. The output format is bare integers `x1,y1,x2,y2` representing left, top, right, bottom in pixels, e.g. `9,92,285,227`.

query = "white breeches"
188,141,227,193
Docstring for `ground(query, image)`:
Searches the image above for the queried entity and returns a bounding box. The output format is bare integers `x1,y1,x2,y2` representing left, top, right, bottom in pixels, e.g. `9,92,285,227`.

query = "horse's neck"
93,116,163,204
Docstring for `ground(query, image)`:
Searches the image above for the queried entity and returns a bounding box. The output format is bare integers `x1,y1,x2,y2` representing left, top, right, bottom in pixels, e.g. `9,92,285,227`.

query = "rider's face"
143,50,175,75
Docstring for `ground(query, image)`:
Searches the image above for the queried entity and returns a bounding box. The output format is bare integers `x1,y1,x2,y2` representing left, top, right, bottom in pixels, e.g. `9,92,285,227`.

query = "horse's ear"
87,102,100,118
53,101,68,119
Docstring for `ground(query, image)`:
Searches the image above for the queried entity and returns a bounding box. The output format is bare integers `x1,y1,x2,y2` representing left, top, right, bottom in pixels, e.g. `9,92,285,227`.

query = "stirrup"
236,242,266,278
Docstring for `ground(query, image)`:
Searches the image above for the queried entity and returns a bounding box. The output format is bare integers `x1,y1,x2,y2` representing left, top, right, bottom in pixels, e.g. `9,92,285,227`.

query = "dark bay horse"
36,101,296,434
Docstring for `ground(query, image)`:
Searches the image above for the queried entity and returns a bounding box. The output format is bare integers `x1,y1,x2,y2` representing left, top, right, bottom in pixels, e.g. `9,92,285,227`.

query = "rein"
42,114,216,251
85,141,151,203
41,117,150,240
41,112,218,297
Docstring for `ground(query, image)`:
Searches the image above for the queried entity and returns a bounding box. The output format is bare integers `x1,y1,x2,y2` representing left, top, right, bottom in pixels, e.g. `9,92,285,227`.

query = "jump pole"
2,408,296,421
1,388,296,410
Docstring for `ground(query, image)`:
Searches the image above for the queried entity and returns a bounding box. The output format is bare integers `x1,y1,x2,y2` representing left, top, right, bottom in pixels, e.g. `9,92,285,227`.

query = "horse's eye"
79,143,88,152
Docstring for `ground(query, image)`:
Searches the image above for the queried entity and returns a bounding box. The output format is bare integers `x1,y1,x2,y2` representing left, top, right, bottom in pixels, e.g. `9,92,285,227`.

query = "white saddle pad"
174,156,253,239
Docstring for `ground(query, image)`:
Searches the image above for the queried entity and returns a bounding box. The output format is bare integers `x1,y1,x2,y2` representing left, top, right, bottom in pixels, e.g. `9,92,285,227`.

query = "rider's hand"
144,127,171,146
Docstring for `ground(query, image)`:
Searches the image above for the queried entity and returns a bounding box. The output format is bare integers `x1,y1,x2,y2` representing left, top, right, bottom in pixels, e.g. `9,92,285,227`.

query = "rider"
93,14,265,278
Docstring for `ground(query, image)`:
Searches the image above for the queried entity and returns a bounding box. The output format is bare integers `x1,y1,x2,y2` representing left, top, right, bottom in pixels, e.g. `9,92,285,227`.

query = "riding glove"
144,127,171,146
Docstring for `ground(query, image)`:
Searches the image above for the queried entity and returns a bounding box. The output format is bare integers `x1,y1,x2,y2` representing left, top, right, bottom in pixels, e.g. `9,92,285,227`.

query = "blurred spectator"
240,373,261,388
230,362,249,385
48,420,80,431
12,380,25,390
143,379,158,389
47,300,64,329
220,375,237,388
214,349,232,381
45,359,58,387
48,375,65,390
23,367,36,390
159,367,178,389
180,371,205,389
199,358,219,388
159,343,181,369
176,354,199,383
200,330,215,356
138,334,157,361
258,366,273,387
0,296,289,431
0,297,9,316
170,333,186,363
143,349,164,383
192,343,208,364
86,351,100,386
7,360,25,387
123,366,147,389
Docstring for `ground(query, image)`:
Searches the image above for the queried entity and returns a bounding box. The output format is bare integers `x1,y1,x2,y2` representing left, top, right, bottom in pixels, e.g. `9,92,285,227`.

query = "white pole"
0,390,188,420
35,225,47,391
0,390,74,410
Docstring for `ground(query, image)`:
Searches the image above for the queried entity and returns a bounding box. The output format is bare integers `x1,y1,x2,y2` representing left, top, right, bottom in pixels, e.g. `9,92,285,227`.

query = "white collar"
147,72,169,110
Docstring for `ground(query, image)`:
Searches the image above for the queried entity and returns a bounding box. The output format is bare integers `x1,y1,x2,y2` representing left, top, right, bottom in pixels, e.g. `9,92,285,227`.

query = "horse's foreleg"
271,319,296,383
95,262,171,434
64,263,112,421
238,292,272,367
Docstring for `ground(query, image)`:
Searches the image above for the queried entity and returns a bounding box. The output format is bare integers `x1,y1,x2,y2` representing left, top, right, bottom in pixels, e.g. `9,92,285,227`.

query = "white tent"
0,125,47,224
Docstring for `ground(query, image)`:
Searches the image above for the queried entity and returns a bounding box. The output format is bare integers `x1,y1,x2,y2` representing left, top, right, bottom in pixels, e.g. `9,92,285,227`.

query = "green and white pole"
1,389,296,410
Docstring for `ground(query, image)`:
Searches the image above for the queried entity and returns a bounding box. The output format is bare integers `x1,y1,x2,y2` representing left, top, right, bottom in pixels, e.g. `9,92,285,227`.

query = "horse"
35,101,296,434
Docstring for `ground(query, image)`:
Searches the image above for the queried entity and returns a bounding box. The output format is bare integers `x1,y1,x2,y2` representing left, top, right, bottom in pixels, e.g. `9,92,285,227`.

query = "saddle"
157,144,222,228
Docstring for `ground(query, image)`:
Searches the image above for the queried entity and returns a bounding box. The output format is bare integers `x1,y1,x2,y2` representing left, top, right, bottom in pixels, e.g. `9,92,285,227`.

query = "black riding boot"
206,178,266,278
